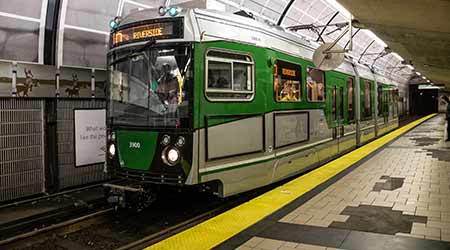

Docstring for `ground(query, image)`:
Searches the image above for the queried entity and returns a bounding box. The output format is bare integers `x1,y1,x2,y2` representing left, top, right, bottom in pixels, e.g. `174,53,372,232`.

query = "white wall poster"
74,109,106,167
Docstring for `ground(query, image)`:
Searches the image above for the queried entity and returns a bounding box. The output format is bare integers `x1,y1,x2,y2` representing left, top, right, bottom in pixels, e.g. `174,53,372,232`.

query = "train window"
377,84,383,116
347,78,354,121
208,61,232,89
206,49,254,101
306,67,325,102
233,63,252,91
332,87,337,120
339,87,344,120
384,91,389,116
363,80,372,118
273,60,301,102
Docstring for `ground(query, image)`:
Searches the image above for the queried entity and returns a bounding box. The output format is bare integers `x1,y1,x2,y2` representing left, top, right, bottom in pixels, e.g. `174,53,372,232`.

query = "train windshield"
108,44,192,128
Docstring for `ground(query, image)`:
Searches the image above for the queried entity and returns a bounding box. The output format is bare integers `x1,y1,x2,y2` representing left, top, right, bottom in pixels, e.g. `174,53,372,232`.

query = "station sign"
111,18,184,48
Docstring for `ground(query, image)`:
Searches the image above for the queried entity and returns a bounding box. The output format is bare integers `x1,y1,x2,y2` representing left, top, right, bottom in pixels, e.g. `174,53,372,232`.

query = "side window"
206,50,254,101
363,80,372,118
332,87,337,120
274,60,301,102
347,77,354,121
306,67,325,102
393,89,399,117
377,84,383,116
339,87,344,120
384,91,389,115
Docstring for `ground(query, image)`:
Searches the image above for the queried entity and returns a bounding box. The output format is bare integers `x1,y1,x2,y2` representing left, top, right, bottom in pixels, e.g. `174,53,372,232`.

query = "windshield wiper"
109,38,156,66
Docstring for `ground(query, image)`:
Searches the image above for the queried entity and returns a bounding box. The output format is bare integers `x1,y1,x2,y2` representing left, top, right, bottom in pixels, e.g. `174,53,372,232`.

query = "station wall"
0,97,109,202
0,0,196,202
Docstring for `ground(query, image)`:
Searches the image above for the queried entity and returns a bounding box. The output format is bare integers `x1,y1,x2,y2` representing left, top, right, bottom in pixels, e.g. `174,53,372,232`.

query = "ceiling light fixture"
391,52,404,61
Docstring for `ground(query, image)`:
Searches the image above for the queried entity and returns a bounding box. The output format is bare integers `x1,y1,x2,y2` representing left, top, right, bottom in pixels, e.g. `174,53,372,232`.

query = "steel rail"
0,207,114,246
0,180,116,210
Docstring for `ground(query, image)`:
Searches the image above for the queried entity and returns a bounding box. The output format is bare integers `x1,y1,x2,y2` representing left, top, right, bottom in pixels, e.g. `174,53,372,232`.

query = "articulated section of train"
104,7,401,208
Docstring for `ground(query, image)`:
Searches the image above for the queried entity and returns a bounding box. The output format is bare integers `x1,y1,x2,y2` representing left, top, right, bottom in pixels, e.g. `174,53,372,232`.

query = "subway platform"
145,114,450,250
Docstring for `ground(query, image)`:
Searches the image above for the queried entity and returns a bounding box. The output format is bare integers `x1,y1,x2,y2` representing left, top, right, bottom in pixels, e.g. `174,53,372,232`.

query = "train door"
332,86,337,138
328,78,346,144
384,90,389,122
378,84,386,124
329,79,345,139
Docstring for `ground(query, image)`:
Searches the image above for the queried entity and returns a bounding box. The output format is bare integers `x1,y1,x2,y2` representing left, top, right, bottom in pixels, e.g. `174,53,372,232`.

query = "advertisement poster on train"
0,61,11,96
60,66,92,98
274,112,309,148
16,63,56,97
74,109,106,167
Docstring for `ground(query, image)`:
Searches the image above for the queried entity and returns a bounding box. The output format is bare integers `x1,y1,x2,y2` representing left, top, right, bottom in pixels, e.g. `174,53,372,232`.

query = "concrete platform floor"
224,115,450,250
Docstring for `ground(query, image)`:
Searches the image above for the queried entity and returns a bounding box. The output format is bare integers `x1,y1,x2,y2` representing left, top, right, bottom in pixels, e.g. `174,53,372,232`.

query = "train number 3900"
129,142,141,149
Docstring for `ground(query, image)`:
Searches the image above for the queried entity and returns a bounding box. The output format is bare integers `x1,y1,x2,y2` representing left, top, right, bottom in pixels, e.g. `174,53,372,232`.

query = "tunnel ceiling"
2,0,440,86
210,0,415,85
337,0,450,88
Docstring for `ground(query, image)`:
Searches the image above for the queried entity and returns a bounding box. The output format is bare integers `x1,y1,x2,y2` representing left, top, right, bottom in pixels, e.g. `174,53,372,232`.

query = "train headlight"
161,135,170,146
168,148,179,162
162,146,180,166
108,144,116,158
176,136,185,147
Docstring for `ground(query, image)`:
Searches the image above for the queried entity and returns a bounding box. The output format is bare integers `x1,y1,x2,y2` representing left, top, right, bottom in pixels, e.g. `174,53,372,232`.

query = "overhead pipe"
316,11,340,42
277,0,296,26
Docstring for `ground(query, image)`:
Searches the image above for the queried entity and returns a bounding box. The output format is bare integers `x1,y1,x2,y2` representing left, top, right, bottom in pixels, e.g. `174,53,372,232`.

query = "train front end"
104,9,195,208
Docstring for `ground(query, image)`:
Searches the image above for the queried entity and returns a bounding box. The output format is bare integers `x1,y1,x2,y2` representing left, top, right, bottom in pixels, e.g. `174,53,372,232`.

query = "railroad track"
0,181,110,210
0,207,115,247
0,182,114,250
113,184,280,250
0,197,110,241
0,188,260,250
1,177,294,250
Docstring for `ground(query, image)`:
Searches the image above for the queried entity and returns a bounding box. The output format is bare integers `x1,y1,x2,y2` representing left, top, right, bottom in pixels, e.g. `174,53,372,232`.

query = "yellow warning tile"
145,114,436,250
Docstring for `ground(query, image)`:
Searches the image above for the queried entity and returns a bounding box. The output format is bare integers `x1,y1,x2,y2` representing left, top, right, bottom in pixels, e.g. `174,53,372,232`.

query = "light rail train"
104,6,400,207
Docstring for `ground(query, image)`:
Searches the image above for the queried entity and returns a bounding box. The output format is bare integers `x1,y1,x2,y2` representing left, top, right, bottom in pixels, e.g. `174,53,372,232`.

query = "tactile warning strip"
145,114,436,250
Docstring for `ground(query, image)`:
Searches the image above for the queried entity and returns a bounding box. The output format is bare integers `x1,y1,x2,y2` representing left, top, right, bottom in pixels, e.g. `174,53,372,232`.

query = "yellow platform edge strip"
145,114,436,250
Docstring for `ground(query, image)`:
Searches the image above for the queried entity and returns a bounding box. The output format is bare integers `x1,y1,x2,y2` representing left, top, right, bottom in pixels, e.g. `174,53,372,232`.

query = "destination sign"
275,60,301,81
111,18,183,47
282,68,296,77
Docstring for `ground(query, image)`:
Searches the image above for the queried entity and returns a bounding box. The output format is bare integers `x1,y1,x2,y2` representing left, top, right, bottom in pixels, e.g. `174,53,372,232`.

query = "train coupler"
103,183,155,211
